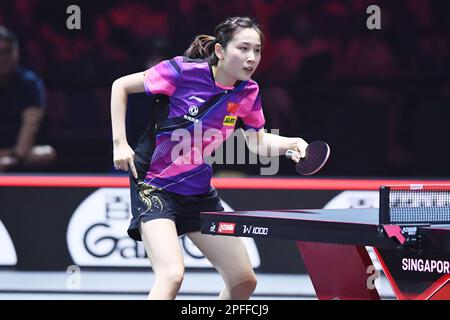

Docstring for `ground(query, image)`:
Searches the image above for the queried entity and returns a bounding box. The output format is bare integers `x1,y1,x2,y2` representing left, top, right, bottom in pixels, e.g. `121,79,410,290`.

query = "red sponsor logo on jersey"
227,102,240,114
217,222,236,234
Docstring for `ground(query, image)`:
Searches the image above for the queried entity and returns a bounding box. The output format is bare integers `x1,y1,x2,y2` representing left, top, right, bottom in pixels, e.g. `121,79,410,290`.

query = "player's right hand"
113,142,138,179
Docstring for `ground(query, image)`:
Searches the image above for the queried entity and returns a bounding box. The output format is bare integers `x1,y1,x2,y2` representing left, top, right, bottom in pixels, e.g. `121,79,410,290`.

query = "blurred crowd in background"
0,0,449,177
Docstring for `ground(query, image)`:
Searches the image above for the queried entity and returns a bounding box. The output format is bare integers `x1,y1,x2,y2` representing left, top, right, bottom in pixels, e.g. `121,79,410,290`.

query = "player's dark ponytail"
184,17,264,65
184,35,216,61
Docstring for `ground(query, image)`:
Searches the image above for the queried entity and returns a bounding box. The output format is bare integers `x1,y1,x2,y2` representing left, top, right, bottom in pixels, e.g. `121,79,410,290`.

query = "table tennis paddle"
286,140,330,175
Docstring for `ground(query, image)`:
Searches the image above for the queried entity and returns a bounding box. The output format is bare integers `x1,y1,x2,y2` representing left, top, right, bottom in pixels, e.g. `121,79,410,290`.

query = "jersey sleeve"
240,86,265,131
143,56,182,96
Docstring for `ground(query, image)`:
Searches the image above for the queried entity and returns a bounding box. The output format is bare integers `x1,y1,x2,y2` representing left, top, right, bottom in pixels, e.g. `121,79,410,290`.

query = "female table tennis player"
110,17,309,299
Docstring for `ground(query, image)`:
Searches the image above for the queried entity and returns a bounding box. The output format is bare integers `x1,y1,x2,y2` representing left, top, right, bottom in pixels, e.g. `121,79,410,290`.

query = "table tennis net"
380,185,450,225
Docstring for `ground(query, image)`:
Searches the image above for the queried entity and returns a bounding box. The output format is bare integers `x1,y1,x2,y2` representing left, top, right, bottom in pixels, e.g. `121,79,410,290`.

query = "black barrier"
1,176,448,272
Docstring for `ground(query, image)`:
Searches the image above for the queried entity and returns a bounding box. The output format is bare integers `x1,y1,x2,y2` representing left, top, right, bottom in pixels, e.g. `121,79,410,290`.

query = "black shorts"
127,176,224,241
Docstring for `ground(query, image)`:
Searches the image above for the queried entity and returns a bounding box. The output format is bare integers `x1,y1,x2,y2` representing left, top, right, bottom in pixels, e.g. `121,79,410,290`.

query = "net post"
379,186,390,224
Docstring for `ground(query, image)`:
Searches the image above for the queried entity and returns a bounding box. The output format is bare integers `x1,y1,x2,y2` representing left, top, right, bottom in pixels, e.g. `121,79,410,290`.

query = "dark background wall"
1,0,449,177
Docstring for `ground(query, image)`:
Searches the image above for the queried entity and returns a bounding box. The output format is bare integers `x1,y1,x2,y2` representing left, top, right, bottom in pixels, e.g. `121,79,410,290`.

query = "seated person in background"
0,26,56,171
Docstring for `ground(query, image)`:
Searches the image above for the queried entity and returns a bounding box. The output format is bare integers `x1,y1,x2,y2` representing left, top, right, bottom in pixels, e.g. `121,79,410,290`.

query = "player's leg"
140,219,185,299
187,231,257,299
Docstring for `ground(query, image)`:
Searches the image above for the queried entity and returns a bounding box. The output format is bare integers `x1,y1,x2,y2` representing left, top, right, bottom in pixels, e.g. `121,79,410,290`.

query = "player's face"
219,28,262,83
0,40,18,76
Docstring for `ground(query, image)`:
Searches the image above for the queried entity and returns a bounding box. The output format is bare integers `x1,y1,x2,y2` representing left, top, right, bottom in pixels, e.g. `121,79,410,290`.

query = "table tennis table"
200,208,450,300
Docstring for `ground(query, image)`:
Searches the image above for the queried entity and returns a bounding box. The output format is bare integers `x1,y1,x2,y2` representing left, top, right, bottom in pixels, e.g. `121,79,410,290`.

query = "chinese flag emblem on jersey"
227,102,239,114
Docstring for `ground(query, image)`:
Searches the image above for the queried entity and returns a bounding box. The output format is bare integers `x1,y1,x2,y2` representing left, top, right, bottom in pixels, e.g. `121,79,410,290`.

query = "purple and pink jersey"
141,56,265,195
